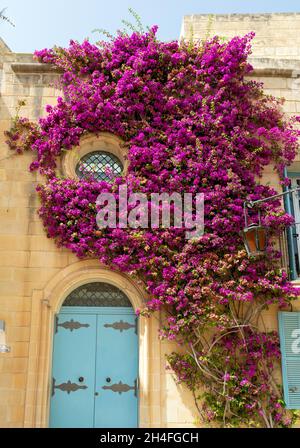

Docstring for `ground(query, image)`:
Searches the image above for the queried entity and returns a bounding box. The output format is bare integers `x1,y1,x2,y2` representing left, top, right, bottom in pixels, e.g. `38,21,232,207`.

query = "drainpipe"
283,167,297,280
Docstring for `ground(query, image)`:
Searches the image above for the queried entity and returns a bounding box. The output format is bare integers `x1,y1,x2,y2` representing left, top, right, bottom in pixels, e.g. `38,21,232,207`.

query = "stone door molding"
24,259,158,428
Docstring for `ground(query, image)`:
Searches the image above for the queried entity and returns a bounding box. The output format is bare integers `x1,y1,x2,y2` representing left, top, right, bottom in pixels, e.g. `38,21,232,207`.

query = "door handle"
78,377,84,383
106,377,111,383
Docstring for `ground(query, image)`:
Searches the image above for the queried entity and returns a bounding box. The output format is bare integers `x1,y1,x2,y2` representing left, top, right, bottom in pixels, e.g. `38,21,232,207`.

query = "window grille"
63,282,132,307
76,151,123,182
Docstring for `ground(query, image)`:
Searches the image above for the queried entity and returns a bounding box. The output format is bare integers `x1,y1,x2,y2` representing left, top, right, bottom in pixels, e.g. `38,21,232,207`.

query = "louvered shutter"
278,312,300,409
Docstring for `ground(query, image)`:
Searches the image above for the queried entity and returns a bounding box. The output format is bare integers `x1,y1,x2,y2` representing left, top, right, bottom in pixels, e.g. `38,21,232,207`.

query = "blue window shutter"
283,169,298,280
278,312,300,409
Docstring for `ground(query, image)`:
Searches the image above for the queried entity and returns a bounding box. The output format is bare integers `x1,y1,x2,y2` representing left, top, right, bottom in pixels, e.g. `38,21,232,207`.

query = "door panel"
50,314,97,428
50,310,138,428
94,314,138,428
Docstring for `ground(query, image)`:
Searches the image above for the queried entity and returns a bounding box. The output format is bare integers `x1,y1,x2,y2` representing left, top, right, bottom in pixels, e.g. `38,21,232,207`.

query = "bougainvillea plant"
5,24,300,427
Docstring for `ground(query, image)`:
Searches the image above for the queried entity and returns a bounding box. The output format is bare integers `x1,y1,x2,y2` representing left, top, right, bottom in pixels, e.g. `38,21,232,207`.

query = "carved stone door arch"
24,260,158,428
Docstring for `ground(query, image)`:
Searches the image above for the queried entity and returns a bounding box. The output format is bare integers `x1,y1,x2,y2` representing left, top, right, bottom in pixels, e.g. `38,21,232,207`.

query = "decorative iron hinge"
55,316,90,333
52,378,88,396
104,318,138,334
102,379,138,397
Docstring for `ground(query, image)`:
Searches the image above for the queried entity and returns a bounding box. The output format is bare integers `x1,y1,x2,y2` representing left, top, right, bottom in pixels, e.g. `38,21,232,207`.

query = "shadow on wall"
160,338,201,428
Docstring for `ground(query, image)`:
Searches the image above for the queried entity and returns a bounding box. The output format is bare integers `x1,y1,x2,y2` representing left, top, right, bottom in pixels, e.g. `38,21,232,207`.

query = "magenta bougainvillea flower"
6,27,300,427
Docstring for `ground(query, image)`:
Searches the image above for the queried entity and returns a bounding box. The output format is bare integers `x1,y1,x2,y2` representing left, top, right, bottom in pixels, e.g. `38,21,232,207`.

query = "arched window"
62,282,132,307
75,151,123,182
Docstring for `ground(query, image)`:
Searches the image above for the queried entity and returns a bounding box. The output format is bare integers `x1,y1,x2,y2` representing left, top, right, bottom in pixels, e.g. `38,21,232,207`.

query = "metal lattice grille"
63,282,132,307
76,151,123,182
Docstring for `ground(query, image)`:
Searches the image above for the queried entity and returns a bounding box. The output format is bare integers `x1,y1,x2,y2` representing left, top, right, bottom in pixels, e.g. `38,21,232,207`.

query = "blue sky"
1,0,300,53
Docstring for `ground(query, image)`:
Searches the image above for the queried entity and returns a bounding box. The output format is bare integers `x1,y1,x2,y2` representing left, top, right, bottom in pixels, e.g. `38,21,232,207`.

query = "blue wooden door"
50,313,97,428
50,308,138,428
94,314,138,428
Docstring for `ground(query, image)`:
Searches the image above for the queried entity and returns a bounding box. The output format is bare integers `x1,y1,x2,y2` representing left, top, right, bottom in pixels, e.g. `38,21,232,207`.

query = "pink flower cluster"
6,28,300,427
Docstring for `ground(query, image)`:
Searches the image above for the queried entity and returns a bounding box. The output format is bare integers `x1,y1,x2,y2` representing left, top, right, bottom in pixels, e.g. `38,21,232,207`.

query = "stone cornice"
248,58,300,78
5,56,300,79
182,12,300,20
10,62,63,74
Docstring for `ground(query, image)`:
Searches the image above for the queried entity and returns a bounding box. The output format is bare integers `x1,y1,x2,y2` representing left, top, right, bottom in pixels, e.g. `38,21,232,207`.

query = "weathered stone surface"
180,13,300,60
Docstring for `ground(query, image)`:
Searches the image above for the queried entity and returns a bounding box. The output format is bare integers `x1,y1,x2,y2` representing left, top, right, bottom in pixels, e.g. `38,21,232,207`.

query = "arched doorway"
49,282,139,428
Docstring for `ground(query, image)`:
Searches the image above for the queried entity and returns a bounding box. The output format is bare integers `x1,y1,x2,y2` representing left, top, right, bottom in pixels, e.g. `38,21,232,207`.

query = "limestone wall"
180,13,300,60
0,43,73,427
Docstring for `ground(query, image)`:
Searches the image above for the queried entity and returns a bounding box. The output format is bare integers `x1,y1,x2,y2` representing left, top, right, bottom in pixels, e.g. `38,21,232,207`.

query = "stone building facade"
0,12,300,428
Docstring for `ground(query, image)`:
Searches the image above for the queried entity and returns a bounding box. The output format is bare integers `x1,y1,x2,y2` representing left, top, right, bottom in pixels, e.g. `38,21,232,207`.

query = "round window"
76,151,123,182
